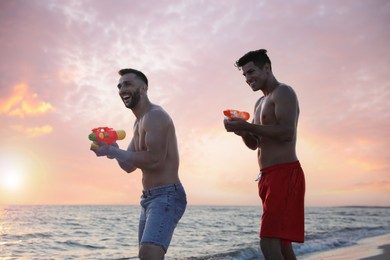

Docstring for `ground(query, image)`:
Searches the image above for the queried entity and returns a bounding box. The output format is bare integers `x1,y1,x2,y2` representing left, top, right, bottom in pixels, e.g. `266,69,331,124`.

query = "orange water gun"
223,109,250,121
89,127,126,149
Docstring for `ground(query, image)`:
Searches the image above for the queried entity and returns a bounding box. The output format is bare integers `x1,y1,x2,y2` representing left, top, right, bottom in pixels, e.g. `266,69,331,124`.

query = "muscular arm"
107,109,170,171
240,98,263,150
226,119,258,150
129,109,170,170
240,125,259,150
247,86,298,141
116,139,137,173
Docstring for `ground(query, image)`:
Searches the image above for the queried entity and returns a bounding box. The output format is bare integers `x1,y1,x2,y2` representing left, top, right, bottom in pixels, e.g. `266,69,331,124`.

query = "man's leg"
138,184,186,260
139,244,165,260
260,238,297,260
260,237,283,260
281,240,296,260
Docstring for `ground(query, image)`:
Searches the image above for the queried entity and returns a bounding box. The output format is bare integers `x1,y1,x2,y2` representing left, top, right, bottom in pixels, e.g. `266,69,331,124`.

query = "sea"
1,205,389,259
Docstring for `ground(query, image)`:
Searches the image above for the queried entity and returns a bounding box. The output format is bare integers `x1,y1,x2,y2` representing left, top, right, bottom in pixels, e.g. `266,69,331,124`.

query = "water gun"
223,109,250,121
89,127,126,150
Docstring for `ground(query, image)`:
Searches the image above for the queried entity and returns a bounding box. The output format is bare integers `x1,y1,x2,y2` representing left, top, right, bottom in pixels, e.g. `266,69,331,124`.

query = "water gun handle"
223,109,250,121
90,143,100,150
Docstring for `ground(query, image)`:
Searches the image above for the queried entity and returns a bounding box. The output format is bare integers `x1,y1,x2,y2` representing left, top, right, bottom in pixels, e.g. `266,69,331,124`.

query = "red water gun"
89,127,126,149
223,109,250,121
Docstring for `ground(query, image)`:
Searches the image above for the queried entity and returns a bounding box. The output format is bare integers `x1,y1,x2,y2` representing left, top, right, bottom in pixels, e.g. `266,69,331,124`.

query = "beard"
125,88,141,109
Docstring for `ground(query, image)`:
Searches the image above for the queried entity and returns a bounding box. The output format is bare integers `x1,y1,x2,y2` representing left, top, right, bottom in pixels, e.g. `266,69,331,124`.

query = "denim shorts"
138,183,187,252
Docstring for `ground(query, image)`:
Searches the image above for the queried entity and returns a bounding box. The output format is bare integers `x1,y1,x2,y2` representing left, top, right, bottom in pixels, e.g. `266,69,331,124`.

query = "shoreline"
301,233,390,260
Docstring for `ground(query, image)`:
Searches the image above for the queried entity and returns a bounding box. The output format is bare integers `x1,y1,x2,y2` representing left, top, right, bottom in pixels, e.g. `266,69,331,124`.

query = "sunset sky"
0,0,389,207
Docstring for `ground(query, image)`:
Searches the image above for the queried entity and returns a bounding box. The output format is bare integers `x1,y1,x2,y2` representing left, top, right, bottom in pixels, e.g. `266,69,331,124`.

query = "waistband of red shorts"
260,161,301,174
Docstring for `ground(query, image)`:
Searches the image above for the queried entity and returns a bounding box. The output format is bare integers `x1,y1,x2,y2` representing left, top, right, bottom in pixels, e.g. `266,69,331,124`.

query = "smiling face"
242,61,268,92
117,73,145,109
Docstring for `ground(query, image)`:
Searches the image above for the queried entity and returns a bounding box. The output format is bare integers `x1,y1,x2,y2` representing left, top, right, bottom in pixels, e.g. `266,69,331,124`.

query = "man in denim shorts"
91,68,187,259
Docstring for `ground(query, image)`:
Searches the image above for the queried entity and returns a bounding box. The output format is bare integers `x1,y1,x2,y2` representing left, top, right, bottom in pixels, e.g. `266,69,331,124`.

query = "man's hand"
90,141,114,158
224,119,260,150
224,117,248,133
107,142,119,159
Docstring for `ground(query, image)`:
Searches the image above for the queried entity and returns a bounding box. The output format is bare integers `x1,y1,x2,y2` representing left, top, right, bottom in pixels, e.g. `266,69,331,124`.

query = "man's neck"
262,76,279,96
132,98,152,119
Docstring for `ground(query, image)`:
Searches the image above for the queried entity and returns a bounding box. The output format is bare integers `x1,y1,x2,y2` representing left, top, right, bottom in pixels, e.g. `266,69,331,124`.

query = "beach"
301,234,390,260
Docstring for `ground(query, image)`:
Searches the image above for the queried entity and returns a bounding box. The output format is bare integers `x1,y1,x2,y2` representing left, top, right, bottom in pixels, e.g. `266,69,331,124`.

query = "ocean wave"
2,231,53,241
59,240,107,250
183,246,261,260
295,229,390,256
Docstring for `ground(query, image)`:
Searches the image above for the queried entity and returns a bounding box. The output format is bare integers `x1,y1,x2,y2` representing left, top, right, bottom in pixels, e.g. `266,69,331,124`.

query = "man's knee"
139,244,165,260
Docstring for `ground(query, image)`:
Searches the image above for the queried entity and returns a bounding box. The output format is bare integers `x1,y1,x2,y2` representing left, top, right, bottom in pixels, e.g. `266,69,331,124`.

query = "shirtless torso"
130,104,180,189
253,84,299,169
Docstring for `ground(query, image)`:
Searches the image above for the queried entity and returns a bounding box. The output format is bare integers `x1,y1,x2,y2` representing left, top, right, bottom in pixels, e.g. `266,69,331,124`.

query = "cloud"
9,124,53,138
26,125,53,138
0,84,54,118
336,179,390,193
0,0,389,206
354,179,390,192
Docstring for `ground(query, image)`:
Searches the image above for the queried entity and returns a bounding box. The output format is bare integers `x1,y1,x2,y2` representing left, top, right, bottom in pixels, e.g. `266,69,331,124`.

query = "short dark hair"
118,68,148,86
235,49,272,71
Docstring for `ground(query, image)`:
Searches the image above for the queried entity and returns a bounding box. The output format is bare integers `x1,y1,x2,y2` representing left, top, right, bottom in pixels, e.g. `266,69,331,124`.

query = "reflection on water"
0,206,389,259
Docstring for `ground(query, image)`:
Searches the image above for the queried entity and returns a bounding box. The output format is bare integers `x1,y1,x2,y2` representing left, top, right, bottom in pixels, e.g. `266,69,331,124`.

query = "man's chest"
133,122,147,151
255,97,276,125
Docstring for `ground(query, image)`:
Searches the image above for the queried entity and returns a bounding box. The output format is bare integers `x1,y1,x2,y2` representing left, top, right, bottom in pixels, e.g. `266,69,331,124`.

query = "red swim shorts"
258,161,305,243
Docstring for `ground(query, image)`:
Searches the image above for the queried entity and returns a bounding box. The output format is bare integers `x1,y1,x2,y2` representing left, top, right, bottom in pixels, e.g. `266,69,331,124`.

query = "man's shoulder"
273,83,297,99
276,83,294,92
144,105,172,125
255,96,265,107
148,105,170,117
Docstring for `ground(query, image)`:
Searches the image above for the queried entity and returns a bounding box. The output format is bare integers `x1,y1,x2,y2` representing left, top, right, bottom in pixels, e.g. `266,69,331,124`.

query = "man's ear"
141,83,148,92
263,63,271,72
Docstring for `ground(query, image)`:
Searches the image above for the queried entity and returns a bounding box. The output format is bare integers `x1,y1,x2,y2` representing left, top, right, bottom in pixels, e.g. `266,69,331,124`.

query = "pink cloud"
10,124,53,138
0,84,54,118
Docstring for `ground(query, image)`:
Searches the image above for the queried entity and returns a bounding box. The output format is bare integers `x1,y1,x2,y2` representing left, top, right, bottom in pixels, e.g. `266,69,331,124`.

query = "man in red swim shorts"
224,49,305,259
